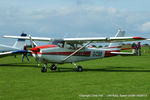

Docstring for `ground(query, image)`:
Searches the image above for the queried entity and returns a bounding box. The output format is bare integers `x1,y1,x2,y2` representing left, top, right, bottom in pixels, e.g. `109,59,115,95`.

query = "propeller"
29,35,40,66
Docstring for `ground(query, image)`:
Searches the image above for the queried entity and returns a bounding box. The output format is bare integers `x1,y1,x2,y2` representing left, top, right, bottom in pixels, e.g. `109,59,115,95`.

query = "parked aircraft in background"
0,33,28,58
3,29,146,72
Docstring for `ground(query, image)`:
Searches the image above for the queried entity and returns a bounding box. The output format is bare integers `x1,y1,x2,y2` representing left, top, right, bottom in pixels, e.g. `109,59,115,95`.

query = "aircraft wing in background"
3,35,51,41
0,50,31,58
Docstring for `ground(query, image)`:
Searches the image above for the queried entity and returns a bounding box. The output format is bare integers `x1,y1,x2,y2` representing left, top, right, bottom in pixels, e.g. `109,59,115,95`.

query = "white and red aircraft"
3,29,146,72
0,33,29,58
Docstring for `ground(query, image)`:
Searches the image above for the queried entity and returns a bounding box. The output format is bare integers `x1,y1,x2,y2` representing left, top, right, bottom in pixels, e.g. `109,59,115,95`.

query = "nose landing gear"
41,64,47,72
41,64,57,72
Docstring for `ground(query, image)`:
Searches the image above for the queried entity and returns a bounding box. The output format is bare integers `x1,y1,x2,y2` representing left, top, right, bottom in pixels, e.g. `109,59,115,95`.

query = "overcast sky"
0,0,150,45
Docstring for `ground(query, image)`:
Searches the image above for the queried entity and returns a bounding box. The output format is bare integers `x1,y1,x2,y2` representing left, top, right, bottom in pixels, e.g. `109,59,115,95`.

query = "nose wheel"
41,64,47,72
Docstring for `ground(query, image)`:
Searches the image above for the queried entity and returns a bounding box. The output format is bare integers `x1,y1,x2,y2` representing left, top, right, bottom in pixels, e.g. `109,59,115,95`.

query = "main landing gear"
41,63,83,72
72,63,83,72
41,64,57,72
50,64,57,70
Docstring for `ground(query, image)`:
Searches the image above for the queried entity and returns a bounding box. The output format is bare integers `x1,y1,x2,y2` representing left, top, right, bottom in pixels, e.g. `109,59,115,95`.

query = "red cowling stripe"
35,45,58,49
30,45,58,52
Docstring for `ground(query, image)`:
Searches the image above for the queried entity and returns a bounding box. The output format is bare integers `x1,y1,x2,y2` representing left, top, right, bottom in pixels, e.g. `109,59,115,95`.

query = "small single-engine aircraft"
3,29,146,72
0,33,28,58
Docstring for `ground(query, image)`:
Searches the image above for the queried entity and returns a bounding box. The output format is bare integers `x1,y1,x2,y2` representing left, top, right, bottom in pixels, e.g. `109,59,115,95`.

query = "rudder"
108,29,125,48
13,33,27,50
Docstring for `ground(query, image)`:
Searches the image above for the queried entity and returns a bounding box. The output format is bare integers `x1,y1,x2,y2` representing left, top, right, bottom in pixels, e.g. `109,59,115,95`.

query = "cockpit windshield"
51,40,65,48
50,39,83,49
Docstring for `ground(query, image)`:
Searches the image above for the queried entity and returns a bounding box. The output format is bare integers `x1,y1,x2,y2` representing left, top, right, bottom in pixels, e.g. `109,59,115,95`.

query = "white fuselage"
33,47,115,64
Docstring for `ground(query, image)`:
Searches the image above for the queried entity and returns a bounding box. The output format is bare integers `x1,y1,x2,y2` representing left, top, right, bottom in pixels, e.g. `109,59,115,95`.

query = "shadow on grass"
0,63,150,73
51,66,150,73
0,63,37,68
83,67,150,72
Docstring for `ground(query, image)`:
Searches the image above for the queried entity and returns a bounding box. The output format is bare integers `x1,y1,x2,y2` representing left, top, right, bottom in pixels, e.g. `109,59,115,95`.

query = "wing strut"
62,41,92,62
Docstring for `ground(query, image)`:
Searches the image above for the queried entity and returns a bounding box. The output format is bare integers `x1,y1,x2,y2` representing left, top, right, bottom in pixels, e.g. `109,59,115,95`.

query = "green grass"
0,48,150,100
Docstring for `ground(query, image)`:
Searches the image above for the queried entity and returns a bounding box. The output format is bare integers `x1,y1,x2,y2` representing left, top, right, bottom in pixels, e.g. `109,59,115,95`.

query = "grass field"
0,47,150,100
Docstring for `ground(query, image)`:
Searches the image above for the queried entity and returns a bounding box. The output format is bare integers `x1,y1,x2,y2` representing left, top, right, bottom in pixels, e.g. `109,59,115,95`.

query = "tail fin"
108,29,125,48
13,33,27,50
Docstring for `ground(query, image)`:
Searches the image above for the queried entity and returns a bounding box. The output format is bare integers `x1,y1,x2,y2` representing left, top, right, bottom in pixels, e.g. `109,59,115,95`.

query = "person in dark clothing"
22,44,30,62
137,42,141,56
131,42,137,54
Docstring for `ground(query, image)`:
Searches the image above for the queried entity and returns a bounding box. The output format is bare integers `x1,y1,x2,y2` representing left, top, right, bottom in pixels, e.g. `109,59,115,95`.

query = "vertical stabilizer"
13,33,27,50
108,29,125,48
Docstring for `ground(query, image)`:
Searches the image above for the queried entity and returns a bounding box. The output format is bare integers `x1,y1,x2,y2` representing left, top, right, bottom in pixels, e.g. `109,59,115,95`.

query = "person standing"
131,42,137,54
22,44,30,62
137,42,141,56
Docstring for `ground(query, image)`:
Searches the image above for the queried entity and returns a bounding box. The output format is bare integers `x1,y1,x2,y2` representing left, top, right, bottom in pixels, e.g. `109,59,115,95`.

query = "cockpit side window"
65,43,83,50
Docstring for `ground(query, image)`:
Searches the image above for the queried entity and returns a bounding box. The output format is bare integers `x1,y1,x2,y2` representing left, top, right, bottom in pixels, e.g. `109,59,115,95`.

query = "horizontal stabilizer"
111,52,135,55
147,39,150,41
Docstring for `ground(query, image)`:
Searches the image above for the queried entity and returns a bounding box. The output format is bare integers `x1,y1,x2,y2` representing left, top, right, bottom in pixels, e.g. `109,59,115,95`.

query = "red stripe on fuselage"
37,51,91,56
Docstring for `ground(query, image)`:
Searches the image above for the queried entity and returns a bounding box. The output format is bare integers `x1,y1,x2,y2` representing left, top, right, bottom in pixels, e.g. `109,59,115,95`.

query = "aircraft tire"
50,65,57,70
41,67,47,72
77,66,83,72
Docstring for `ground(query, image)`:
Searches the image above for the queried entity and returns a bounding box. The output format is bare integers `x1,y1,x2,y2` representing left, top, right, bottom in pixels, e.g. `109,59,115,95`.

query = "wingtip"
2,35,6,38
133,37,146,40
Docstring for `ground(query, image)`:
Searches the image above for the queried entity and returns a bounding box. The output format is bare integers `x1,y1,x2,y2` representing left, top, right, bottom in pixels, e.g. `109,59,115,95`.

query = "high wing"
3,35,146,42
64,37,146,44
